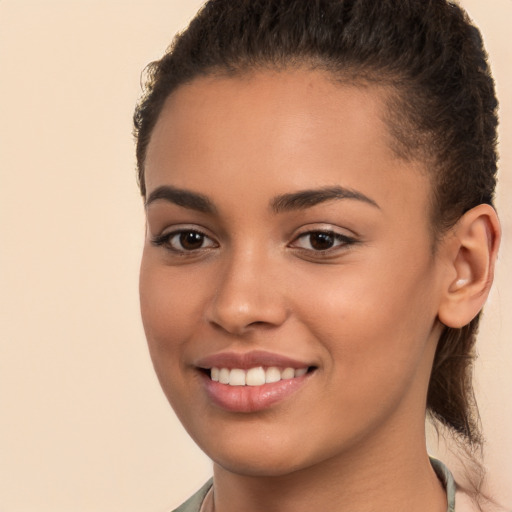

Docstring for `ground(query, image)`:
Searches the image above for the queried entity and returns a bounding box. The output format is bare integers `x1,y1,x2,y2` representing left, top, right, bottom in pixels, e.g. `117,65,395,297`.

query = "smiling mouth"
204,366,314,386
197,355,317,412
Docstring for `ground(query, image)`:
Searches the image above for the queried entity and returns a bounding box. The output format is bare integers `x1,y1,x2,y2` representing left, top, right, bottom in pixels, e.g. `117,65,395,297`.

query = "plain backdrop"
0,1,510,511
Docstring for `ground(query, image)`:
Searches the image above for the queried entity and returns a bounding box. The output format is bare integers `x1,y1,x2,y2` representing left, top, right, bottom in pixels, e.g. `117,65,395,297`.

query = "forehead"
147,69,396,175
145,69,430,219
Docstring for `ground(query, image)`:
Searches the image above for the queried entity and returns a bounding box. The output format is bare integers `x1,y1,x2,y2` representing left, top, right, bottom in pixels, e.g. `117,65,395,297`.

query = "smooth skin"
140,69,500,512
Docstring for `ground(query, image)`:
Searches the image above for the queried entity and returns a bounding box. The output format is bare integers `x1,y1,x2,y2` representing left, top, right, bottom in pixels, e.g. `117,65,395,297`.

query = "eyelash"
290,230,357,254
151,229,217,253
151,228,357,256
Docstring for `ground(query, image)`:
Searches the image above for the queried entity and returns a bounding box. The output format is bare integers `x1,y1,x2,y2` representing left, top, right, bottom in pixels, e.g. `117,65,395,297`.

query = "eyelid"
293,231,355,247
291,224,358,241
289,226,359,254
150,225,219,253
149,222,214,239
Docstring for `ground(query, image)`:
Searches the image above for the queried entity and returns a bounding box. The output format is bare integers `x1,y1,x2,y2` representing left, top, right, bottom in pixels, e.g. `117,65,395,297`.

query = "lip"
195,350,316,413
195,350,313,370
200,371,312,413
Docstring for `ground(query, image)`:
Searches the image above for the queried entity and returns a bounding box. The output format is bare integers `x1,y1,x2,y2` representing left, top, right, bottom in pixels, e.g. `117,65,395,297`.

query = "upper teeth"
210,366,308,386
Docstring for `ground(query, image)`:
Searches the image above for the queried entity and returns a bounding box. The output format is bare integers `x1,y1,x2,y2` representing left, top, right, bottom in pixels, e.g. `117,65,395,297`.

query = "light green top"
172,479,212,512
172,458,456,512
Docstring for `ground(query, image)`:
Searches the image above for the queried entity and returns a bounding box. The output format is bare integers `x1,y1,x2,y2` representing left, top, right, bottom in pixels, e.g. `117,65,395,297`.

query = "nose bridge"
207,242,287,334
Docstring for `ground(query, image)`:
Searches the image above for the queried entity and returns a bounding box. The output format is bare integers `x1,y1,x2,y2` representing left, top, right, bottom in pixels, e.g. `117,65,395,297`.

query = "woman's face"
140,69,446,476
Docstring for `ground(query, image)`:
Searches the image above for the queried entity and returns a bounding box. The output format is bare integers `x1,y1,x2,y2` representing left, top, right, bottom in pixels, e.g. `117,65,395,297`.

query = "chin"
213,452,311,478
189,429,302,476
197,428,337,478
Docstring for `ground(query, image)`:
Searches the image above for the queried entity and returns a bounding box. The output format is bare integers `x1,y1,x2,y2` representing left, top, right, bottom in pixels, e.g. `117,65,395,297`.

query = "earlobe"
438,204,501,328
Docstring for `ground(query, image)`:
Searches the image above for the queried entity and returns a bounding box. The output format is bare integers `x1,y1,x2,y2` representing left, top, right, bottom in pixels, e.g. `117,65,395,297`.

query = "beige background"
0,1,510,511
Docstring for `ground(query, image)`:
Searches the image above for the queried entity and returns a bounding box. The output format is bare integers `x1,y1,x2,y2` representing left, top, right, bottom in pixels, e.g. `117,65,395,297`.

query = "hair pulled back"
134,0,498,450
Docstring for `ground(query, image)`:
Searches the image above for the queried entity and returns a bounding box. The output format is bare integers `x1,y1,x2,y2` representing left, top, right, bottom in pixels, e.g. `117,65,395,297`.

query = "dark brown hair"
134,0,498,454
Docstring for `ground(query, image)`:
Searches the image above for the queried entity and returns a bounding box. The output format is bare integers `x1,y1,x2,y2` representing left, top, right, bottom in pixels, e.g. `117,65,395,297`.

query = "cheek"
294,253,439,386
139,254,199,365
139,256,205,418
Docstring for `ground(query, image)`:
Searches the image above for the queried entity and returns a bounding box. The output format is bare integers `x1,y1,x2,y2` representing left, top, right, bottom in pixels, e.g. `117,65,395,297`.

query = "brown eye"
153,229,217,252
291,230,356,253
308,232,335,250
179,231,206,250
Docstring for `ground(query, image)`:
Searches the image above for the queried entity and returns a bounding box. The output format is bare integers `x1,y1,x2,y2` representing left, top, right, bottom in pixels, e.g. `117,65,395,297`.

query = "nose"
206,250,289,335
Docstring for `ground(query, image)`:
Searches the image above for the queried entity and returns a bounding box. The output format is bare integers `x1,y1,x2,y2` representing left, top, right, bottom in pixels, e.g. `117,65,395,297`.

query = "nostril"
247,320,273,328
207,307,289,335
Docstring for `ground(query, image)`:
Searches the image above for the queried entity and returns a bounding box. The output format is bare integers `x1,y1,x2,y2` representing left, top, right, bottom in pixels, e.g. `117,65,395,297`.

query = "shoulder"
429,458,481,512
455,490,481,512
455,490,512,512
171,480,213,512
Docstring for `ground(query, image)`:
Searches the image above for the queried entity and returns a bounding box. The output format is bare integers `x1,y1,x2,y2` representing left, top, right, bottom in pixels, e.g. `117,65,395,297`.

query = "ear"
437,204,501,328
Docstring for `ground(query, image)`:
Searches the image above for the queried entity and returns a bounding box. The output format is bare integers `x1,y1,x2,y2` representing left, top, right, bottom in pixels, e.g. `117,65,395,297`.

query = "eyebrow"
145,185,217,214
271,186,380,213
145,184,379,215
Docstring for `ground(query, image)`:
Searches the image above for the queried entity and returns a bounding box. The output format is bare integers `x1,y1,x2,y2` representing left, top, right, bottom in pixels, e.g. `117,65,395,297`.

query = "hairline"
139,60,447,247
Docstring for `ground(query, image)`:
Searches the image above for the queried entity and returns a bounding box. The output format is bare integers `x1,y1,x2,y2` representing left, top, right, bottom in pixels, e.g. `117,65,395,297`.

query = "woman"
133,1,502,511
